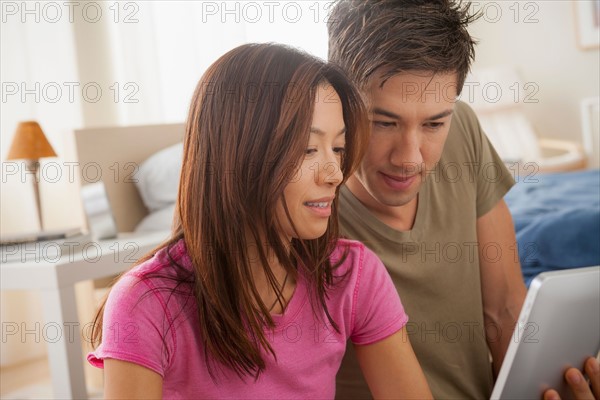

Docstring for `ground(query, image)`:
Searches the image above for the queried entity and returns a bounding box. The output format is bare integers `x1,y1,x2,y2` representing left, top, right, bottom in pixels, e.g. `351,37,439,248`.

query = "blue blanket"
504,169,600,286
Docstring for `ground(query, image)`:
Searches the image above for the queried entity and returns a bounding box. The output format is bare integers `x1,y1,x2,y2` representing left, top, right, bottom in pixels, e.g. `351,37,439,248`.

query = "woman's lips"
303,196,334,217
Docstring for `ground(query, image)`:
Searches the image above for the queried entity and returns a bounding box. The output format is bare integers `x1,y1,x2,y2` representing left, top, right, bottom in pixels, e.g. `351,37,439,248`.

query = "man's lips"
379,171,418,190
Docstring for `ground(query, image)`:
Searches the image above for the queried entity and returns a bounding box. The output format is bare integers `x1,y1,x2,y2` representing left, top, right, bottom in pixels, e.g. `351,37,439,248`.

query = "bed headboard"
74,123,185,232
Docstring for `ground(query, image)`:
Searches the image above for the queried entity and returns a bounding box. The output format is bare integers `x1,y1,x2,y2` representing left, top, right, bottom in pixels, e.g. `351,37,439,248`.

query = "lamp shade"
6,121,57,160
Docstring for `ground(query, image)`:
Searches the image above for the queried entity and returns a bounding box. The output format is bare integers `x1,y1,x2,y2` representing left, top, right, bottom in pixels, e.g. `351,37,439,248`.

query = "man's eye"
372,121,395,129
426,122,445,130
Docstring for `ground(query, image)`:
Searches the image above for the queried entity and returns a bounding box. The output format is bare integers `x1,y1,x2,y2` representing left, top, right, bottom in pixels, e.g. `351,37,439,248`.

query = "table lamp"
6,121,57,231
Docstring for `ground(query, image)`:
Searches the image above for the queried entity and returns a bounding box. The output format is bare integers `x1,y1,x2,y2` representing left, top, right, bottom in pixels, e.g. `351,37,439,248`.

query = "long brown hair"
91,43,368,379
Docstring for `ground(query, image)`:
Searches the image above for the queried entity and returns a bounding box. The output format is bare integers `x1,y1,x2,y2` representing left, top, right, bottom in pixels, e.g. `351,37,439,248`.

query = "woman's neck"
247,237,296,315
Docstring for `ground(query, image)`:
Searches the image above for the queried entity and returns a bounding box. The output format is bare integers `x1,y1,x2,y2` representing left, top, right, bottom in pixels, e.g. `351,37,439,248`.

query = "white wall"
468,0,599,143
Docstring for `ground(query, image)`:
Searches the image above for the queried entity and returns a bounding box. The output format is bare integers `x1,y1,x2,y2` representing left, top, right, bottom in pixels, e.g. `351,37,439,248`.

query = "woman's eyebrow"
309,127,347,136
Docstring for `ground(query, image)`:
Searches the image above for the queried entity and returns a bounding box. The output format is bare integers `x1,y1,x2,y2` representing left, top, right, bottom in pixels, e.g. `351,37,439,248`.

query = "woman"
89,43,432,399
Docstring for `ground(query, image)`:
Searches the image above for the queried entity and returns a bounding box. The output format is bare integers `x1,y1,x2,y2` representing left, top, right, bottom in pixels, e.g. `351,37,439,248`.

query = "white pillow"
135,142,183,212
134,204,176,232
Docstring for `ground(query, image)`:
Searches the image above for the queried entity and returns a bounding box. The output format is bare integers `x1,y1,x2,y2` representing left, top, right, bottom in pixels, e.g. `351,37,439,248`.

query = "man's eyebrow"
371,107,454,121
371,107,399,120
309,127,346,136
428,110,454,120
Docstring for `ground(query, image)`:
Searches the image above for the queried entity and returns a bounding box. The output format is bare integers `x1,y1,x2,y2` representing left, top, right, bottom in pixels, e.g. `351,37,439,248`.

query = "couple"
88,1,599,399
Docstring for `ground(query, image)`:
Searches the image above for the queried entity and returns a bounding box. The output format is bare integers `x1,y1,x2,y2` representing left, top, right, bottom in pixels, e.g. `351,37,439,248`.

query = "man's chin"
349,173,421,209
370,179,421,207
376,193,417,208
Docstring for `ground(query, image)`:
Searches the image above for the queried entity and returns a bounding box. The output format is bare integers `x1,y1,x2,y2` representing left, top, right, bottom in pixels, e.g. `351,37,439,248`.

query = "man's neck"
345,176,418,232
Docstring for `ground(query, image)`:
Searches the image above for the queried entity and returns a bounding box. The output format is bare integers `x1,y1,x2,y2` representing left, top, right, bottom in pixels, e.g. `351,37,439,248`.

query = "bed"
74,122,185,233
504,169,600,286
74,123,600,286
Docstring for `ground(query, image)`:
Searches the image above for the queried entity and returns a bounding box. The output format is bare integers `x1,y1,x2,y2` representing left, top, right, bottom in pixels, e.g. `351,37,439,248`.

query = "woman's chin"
296,230,328,241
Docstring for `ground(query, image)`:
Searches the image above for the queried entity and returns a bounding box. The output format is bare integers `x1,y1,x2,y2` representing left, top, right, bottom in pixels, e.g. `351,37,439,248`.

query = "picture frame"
574,0,600,50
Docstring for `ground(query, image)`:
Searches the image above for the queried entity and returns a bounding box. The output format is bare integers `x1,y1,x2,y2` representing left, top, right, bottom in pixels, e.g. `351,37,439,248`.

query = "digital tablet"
491,266,600,400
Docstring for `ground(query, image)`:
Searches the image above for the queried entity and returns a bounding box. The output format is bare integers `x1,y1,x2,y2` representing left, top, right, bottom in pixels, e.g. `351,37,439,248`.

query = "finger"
543,388,561,400
584,357,600,398
565,368,594,400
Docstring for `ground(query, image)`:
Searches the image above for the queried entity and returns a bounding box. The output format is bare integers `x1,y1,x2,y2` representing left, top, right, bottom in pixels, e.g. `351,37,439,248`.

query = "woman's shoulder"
330,238,382,276
332,238,379,261
326,239,406,342
127,238,190,277
110,239,193,303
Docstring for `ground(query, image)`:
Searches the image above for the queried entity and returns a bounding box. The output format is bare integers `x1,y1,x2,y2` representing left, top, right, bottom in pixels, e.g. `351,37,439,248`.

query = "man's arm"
478,200,600,400
477,198,527,377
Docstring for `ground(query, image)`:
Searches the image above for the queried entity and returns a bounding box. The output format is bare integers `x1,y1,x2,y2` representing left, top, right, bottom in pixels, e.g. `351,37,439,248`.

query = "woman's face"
276,84,347,241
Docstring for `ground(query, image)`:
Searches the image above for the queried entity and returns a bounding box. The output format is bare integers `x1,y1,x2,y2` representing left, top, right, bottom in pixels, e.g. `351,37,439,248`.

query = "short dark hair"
327,0,480,94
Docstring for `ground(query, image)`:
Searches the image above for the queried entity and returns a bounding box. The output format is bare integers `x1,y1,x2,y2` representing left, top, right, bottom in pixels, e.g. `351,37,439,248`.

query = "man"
327,1,600,399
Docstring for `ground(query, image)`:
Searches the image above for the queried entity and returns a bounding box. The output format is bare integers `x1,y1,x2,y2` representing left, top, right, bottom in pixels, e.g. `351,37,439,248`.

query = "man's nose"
389,130,423,171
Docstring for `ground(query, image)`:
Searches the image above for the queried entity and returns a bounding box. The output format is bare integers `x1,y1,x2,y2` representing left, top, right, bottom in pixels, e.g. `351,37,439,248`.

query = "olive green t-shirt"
335,101,515,399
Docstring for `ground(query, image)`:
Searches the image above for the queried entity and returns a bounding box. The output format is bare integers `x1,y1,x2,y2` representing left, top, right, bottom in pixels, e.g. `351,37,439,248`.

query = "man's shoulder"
449,101,480,142
443,100,483,163
453,100,478,124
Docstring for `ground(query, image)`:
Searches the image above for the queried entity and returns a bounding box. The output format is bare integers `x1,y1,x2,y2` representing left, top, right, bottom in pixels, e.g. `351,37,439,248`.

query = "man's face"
349,71,458,208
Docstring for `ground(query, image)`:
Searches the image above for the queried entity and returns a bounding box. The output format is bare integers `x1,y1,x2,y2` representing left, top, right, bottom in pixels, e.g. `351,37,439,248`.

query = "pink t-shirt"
88,238,407,399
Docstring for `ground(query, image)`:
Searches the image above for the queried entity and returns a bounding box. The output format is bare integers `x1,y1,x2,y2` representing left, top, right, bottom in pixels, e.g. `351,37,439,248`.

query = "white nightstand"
0,230,169,399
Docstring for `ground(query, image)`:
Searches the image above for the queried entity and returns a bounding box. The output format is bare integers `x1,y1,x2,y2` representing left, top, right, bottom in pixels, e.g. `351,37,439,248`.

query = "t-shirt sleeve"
457,102,515,217
350,245,408,345
87,273,174,377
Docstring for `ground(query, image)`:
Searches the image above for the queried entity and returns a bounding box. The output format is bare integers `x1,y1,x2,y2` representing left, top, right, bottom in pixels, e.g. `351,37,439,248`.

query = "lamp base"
26,159,44,232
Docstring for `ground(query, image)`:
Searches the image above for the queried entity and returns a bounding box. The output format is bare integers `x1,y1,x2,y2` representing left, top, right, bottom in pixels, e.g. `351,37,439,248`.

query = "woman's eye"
305,148,317,155
333,147,346,154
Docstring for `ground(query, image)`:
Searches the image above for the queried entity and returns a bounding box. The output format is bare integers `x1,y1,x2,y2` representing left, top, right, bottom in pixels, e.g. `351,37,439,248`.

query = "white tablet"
491,266,600,400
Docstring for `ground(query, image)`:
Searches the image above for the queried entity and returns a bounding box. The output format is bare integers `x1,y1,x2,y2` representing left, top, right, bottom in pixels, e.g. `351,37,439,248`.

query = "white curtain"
106,1,329,125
